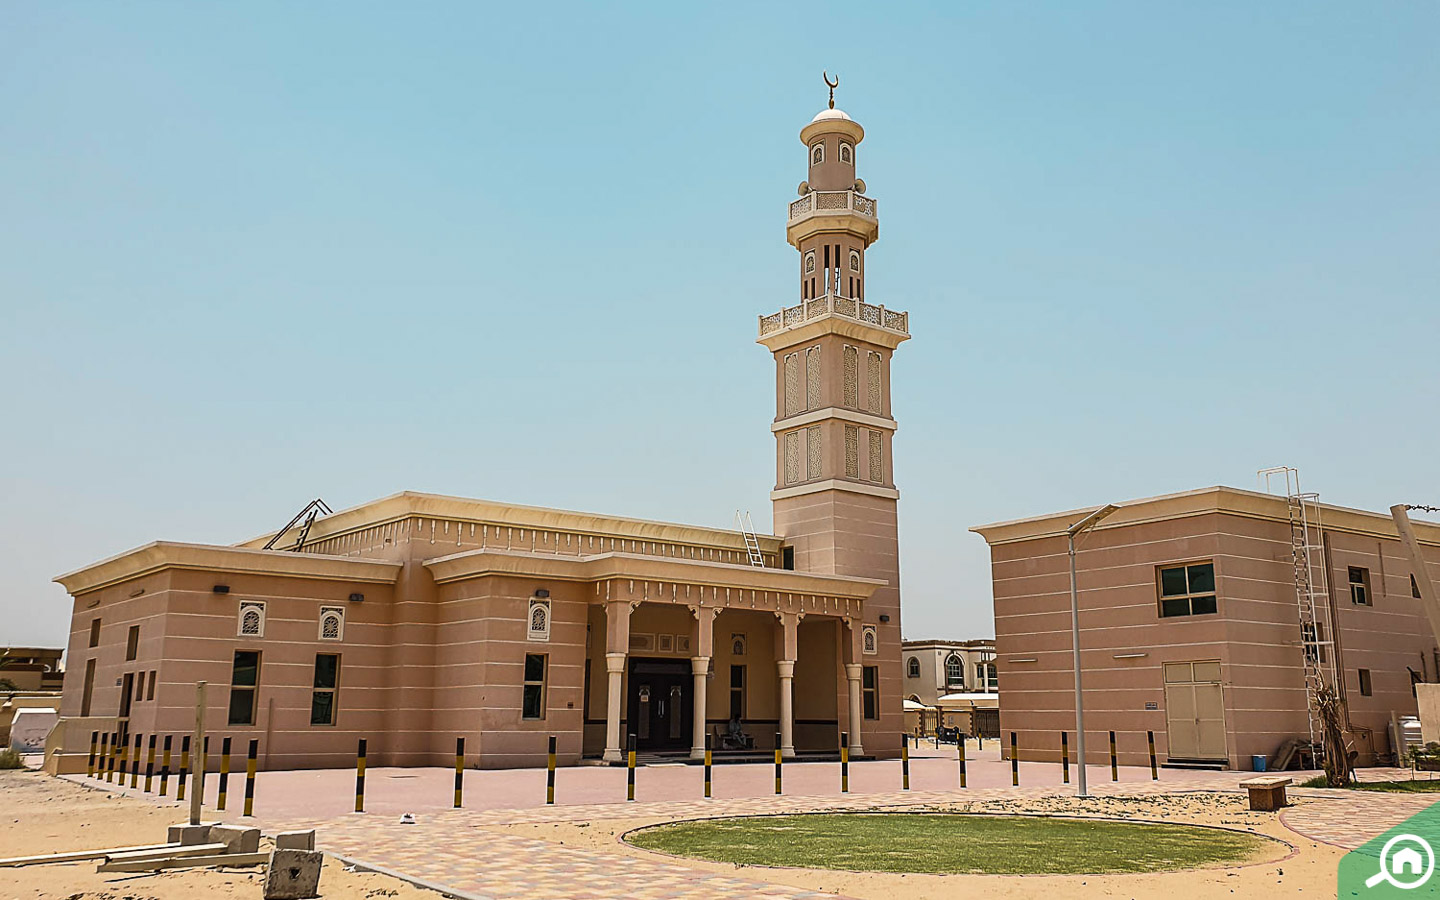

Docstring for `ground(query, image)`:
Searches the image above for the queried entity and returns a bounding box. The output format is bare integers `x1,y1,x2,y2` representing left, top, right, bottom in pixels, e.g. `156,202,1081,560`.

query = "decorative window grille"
867,351,882,413
805,251,816,274
318,606,345,641
731,634,747,657
528,599,551,642
849,250,860,272
811,143,824,165
806,426,821,480
238,601,266,638
784,431,800,484
869,430,883,482
840,142,852,164
784,353,801,416
946,654,965,686
844,425,858,478
805,347,821,410
907,656,921,678
843,345,858,408
862,624,878,655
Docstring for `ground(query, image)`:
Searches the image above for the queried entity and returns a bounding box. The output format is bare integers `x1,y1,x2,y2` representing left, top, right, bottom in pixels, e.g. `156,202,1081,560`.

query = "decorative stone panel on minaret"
757,82,910,758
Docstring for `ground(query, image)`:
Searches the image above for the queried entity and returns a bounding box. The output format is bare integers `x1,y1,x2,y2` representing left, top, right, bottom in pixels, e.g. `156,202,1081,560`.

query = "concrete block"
208,824,261,854
274,830,316,851
167,823,215,846
264,848,322,900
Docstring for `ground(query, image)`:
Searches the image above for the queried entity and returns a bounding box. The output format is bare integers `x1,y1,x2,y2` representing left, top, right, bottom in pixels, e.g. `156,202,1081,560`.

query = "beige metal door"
1164,661,1227,760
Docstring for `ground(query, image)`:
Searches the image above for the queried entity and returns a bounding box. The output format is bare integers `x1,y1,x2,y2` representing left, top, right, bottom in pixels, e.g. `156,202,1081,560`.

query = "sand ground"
0,769,435,900
488,791,1343,899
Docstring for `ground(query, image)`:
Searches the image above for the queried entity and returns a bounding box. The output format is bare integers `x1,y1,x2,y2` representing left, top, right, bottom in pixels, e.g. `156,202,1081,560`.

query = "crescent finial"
823,71,838,109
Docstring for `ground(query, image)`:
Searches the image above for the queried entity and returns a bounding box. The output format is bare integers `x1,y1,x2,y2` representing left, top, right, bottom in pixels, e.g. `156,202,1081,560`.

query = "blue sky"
2,3,1436,648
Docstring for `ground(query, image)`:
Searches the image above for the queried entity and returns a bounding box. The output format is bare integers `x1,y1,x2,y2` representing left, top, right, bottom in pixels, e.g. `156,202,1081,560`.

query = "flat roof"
970,485,1440,546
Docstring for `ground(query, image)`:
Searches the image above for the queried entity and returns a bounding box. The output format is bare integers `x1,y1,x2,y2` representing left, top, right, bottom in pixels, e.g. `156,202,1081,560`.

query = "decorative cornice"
423,548,884,599
770,479,900,502
772,407,897,434
757,313,910,353
54,542,402,597
969,485,1440,547
236,490,782,556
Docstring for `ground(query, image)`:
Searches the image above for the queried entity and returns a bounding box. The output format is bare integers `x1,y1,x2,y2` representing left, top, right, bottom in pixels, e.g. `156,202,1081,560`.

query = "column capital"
844,663,863,680
776,660,796,678
605,652,627,673
690,656,711,676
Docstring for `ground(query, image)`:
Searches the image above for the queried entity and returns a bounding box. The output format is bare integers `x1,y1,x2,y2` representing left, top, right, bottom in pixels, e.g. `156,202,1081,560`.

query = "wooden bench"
1239,775,1292,811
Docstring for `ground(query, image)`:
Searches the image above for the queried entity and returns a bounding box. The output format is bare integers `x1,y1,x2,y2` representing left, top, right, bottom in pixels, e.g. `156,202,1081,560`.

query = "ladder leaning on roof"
735,510,765,567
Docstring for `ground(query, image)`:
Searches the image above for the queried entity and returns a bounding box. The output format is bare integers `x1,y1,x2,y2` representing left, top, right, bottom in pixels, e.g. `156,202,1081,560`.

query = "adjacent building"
48,89,914,773
972,486,1440,771
899,639,998,736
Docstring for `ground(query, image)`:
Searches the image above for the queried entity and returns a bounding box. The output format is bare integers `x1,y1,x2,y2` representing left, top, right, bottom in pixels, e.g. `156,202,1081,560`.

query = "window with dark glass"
1158,562,1218,617
729,664,746,719
781,547,795,570
146,669,156,701
862,666,879,720
1302,621,1326,665
1415,575,1424,599
125,625,140,661
1349,567,1371,606
227,650,260,726
906,657,920,678
945,654,964,686
1358,668,1373,697
310,653,340,725
80,658,96,717
523,653,547,720
89,619,101,648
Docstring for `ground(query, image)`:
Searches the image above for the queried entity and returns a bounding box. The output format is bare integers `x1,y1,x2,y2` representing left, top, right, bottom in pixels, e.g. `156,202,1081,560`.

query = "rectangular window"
868,430,882,482
125,625,140,661
806,425,821,480
1302,621,1327,665
1349,566,1371,606
843,345,859,408
867,352,882,413
582,658,592,720
227,650,260,726
784,431,800,484
783,353,801,417
781,547,795,570
729,664,746,719
146,670,156,701
806,347,821,410
1358,668,1373,697
862,666,879,720
1415,575,1424,599
311,653,340,726
80,658,96,717
523,653,547,720
1157,562,1218,618
844,424,858,478
89,619,101,648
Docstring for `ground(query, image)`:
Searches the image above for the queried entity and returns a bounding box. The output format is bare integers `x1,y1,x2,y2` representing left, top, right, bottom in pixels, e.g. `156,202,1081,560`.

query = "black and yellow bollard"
626,733,636,802
958,733,967,788
197,736,210,806
144,735,156,792
456,737,466,808
545,736,556,806
1061,732,1070,784
130,734,141,788
1109,730,1118,782
840,732,850,793
217,737,232,811
703,734,712,799
111,732,122,783
1010,732,1019,786
774,732,783,795
176,735,191,801
977,732,983,752
901,733,910,791
99,733,110,781
87,732,98,778
243,739,258,817
355,738,367,813
1148,731,1158,780
160,735,172,797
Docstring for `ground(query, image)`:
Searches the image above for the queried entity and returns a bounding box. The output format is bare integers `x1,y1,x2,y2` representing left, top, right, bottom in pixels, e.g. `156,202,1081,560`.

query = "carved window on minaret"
843,345,858,408
804,251,816,274
840,142,853,165
869,430,883,482
844,425,859,478
806,426,821,480
805,347,821,410
784,431,800,485
811,143,824,165
867,352,883,414
849,251,861,272
784,353,801,417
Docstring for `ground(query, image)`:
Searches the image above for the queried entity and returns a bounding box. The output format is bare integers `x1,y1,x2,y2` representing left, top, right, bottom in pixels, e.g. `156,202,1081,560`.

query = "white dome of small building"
811,107,853,123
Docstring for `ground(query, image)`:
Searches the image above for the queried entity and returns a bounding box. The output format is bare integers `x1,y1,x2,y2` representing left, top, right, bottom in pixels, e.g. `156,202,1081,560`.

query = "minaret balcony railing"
758,293,909,338
788,190,877,221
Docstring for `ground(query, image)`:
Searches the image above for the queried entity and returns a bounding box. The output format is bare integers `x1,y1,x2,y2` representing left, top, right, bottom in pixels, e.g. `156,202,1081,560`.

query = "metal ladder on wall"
1260,467,1337,765
735,510,765,567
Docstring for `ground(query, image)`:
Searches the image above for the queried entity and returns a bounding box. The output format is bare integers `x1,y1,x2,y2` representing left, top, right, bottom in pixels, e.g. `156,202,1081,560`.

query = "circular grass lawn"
625,813,1276,875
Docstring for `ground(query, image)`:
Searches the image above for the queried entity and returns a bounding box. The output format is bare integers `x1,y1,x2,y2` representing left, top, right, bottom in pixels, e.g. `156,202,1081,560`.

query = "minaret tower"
757,76,909,758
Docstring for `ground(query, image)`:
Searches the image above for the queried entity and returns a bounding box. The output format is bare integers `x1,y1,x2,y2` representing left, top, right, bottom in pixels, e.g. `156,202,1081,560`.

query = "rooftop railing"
758,293,909,338
788,190,877,221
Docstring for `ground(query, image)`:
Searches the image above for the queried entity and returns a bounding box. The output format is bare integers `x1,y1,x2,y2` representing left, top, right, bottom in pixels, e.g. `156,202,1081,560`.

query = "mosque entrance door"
627,658,692,752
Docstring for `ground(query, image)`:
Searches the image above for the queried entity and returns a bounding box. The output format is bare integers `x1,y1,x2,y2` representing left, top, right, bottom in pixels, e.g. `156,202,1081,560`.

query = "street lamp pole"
1066,503,1119,799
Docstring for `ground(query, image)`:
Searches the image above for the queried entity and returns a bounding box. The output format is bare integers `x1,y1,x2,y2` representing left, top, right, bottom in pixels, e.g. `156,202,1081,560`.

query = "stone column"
603,599,632,764
690,605,720,760
776,660,796,758
845,663,865,756
690,657,710,759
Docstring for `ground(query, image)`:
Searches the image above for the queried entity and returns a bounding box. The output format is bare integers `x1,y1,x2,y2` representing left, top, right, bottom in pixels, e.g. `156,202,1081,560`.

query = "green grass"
626,813,1272,875
1301,776,1440,793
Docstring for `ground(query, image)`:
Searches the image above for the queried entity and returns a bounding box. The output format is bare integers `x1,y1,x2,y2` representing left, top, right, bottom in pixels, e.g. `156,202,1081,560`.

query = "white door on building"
1163,661,1226,760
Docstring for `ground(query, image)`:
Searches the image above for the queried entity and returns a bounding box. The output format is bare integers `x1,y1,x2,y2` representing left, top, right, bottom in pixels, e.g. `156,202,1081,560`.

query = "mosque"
49,85,912,771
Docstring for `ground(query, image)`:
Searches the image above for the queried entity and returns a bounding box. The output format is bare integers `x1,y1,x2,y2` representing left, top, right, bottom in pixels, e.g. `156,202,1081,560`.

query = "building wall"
989,507,1440,770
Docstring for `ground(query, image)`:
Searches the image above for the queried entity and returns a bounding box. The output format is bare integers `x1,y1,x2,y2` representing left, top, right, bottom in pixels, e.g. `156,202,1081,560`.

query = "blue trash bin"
1251,754,1267,772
